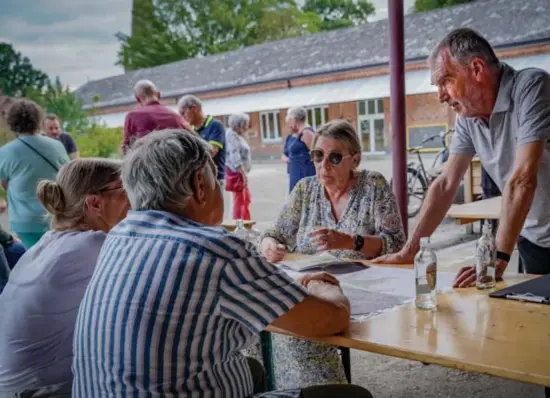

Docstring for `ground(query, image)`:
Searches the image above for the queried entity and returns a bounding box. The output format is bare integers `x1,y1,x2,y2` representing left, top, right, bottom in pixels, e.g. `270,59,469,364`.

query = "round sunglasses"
310,149,353,165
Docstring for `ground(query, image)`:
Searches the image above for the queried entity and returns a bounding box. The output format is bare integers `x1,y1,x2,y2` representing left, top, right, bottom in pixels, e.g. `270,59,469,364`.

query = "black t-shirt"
57,132,78,155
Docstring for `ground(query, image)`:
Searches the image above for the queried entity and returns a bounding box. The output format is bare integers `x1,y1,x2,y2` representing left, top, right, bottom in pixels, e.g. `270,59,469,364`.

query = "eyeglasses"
97,185,124,194
310,149,353,165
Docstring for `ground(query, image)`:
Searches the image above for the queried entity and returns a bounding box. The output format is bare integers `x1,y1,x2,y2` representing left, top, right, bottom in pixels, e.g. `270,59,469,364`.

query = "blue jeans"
4,241,26,269
0,245,9,294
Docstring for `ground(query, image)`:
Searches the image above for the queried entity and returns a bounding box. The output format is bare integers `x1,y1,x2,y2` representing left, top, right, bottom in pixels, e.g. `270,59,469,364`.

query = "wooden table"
447,196,501,225
268,262,550,388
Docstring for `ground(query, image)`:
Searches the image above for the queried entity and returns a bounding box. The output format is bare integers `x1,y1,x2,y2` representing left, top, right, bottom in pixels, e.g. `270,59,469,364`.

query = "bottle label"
426,263,437,290
417,283,431,294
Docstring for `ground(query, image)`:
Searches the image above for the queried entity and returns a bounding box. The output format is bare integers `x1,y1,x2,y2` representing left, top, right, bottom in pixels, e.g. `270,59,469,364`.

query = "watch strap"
496,250,511,263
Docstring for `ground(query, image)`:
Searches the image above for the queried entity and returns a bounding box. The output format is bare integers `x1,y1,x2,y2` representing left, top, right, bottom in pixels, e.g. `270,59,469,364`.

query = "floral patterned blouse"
262,169,406,259
225,129,252,173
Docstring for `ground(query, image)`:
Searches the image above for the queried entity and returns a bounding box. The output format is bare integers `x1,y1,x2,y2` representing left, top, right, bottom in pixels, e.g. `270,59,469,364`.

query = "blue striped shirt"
72,210,307,397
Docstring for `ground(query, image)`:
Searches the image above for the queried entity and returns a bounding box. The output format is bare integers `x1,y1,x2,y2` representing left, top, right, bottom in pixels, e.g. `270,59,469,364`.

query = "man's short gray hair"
177,95,202,112
134,80,158,99
429,28,499,68
122,129,215,211
228,113,249,130
286,107,307,123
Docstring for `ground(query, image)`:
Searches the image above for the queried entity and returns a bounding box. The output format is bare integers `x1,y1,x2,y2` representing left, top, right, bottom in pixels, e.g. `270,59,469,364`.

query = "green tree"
413,0,474,12
302,0,375,31
117,0,333,71
27,77,90,133
75,124,123,158
0,42,49,97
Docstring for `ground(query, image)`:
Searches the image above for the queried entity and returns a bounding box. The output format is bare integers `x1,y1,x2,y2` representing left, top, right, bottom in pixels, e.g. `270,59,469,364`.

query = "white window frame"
305,105,329,130
260,110,282,143
357,99,386,153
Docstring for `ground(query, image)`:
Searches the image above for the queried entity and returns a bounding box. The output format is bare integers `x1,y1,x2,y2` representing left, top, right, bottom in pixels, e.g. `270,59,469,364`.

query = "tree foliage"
75,124,122,158
26,77,90,134
413,0,474,13
0,42,49,97
0,43,90,134
117,0,375,71
303,0,375,31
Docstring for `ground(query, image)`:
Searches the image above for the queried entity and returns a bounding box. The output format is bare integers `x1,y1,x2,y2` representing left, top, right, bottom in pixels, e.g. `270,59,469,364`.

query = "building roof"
76,0,550,109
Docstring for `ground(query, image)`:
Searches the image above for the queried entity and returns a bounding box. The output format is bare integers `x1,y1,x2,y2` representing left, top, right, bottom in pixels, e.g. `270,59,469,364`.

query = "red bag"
225,167,245,192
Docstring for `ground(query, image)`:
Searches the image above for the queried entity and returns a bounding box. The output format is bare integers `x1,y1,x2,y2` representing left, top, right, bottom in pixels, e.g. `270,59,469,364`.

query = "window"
357,99,386,153
260,111,282,143
306,105,329,130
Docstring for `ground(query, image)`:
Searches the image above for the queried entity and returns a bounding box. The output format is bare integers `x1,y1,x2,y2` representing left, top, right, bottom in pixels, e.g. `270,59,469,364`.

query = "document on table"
279,252,368,274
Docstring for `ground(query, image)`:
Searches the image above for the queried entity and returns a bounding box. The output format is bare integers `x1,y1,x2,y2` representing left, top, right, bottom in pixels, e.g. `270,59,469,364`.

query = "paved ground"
0,156,542,397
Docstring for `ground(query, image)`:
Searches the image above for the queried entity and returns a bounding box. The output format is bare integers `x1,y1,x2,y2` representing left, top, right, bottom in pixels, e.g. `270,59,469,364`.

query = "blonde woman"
0,158,130,397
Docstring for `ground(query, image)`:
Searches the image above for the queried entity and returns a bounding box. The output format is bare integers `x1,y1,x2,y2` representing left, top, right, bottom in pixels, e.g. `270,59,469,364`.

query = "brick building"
75,0,550,158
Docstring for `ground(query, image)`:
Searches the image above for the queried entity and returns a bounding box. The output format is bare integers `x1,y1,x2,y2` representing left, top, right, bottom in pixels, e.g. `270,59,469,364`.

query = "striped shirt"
72,210,307,398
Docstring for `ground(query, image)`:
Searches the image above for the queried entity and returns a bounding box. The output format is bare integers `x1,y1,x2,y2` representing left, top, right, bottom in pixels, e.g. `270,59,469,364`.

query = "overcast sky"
1,0,414,90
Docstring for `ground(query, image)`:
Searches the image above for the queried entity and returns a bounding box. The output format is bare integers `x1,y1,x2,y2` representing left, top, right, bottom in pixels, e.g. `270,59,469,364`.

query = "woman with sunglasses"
0,158,130,397
258,119,406,389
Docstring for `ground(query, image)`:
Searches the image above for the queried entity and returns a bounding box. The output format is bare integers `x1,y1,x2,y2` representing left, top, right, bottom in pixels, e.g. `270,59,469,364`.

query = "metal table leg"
260,331,275,391
340,346,352,383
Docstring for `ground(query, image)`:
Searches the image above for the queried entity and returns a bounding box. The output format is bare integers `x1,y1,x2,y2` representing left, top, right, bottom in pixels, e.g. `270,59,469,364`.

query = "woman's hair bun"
37,180,66,215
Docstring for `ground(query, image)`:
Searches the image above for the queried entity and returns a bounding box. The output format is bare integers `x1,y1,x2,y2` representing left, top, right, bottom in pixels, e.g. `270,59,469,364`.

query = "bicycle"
392,129,454,218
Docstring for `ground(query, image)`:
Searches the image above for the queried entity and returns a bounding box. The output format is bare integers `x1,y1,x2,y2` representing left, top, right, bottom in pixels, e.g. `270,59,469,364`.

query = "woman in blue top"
0,100,70,248
283,107,316,193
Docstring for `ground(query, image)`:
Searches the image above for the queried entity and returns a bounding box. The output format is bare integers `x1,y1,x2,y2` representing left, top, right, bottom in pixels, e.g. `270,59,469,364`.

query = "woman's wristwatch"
353,235,365,252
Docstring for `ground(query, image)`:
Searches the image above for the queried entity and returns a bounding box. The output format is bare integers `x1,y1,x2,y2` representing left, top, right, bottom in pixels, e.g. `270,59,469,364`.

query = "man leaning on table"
374,28,550,287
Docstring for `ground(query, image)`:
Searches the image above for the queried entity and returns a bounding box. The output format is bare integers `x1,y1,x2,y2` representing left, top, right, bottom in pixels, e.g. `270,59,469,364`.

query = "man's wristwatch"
353,235,365,252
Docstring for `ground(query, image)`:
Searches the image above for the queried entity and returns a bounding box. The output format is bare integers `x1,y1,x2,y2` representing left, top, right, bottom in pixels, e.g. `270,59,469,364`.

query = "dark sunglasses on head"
310,149,352,165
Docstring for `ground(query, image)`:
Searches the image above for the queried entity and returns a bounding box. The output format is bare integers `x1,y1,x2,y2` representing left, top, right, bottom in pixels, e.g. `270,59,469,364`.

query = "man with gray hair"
178,94,226,182
72,128,373,398
375,29,550,289
122,79,190,153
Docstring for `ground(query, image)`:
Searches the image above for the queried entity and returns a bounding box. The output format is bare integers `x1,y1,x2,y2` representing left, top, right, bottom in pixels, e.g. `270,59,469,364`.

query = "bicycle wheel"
406,167,427,218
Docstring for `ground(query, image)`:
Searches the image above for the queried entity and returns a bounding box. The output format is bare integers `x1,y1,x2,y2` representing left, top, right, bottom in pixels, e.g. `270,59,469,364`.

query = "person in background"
72,129,373,398
177,94,226,185
260,119,405,389
374,28,550,288
284,107,316,192
225,113,252,220
0,99,70,249
43,113,79,159
0,158,129,397
122,79,191,154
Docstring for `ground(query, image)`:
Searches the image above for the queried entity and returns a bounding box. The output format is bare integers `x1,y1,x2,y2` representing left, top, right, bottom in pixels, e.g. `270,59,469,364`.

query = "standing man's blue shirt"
198,116,226,180
0,136,69,233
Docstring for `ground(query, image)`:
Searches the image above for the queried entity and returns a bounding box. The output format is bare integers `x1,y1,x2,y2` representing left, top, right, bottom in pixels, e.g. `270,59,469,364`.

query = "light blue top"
0,230,106,393
0,135,70,233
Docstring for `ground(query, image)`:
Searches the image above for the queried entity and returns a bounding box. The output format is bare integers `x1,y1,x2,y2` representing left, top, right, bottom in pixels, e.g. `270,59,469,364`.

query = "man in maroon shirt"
122,80,191,153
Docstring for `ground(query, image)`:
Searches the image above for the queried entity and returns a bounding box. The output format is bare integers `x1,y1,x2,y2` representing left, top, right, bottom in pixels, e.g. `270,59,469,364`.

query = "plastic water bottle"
415,237,437,310
247,226,262,248
476,222,497,290
233,219,249,241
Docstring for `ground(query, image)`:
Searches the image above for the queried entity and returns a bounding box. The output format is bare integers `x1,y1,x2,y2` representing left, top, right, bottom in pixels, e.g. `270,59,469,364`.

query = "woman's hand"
260,237,286,263
0,200,6,215
307,228,353,252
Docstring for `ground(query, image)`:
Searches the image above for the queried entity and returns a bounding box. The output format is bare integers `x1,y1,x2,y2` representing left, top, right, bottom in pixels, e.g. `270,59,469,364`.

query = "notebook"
489,274,550,305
